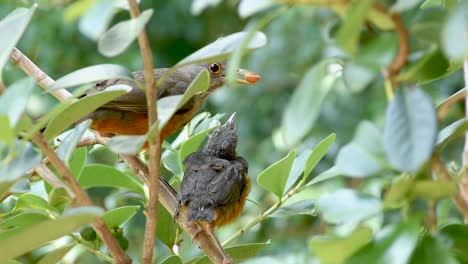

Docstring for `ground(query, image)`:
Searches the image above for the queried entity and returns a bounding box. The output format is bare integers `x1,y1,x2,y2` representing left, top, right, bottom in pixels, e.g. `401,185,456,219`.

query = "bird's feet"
190,223,203,244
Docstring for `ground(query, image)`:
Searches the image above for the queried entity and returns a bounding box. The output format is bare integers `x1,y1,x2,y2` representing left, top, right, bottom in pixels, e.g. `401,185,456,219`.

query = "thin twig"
432,156,468,221
32,133,131,264
437,88,465,120
0,79,5,95
10,48,72,101
125,1,160,263
35,164,75,198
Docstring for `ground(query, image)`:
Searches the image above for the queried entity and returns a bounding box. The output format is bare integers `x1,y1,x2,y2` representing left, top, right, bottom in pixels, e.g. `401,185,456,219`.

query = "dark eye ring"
209,63,221,74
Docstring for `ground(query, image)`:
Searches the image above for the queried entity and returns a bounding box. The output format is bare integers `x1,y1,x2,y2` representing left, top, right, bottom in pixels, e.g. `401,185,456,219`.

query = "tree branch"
10,48,72,101
35,164,75,199
31,133,131,264
125,1,160,263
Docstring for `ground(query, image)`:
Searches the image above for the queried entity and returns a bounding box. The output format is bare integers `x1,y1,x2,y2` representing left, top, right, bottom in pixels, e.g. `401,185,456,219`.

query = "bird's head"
183,62,261,92
204,112,239,160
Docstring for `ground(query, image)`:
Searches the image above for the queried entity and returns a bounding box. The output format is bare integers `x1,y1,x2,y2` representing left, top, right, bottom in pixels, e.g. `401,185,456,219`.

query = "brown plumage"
176,113,250,264
83,62,260,141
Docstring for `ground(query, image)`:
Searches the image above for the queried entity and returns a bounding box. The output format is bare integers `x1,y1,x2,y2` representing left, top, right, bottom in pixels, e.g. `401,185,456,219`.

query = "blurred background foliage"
1,0,468,263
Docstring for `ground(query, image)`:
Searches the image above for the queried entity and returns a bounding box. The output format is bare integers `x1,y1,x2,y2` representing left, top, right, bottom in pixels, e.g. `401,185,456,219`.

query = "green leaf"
102,206,140,228
69,147,87,178
440,224,468,263
436,118,468,150
411,180,456,200
0,78,35,127
270,200,315,218
0,116,14,147
108,135,146,155
284,149,312,193
336,0,374,55
441,1,468,60
191,0,222,15
190,242,269,264
162,150,183,178
307,166,342,186
0,207,103,262
336,121,387,177
282,60,341,147
48,188,72,212
57,120,92,166
98,9,153,57
37,244,75,264
257,150,296,199
309,227,373,264
354,33,397,69
397,49,450,84
383,87,437,172
44,85,132,140
409,235,458,264
342,62,376,93
79,0,116,41
317,189,381,224
159,255,182,264
49,64,133,90
0,212,50,229
0,141,42,183
347,220,420,264
79,164,144,195
0,6,36,78
238,0,275,18
156,204,179,249
304,133,336,180
177,31,267,66
14,193,57,215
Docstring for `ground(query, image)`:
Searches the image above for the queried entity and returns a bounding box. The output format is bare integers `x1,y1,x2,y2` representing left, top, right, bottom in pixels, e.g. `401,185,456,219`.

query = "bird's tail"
187,203,215,222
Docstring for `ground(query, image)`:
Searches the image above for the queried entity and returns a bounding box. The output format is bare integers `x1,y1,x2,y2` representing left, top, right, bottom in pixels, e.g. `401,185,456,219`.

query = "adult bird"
176,113,250,264
83,62,260,141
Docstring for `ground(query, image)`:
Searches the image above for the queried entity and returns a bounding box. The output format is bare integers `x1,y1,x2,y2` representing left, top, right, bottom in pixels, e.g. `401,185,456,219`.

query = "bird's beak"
225,112,236,128
235,69,261,85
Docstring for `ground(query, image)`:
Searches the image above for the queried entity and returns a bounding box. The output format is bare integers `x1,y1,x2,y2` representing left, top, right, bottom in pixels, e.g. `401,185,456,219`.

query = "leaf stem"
70,234,114,263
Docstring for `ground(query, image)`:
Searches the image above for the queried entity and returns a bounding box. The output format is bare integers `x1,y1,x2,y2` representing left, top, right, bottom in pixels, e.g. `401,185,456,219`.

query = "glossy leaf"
257,150,296,199
317,189,381,224
49,64,133,90
108,135,146,155
307,166,342,186
0,212,50,229
179,125,218,166
13,193,57,214
0,141,42,183
102,206,140,228
336,0,374,55
162,149,183,178
44,85,131,140
411,180,456,200
342,62,376,93
190,242,269,264
282,60,341,147
309,227,372,264
191,0,222,15
48,188,72,212
0,116,14,146
390,0,424,12
57,120,91,166
78,164,144,195
177,31,267,66
441,1,468,60
440,224,468,262
159,255,182,264
304,133,336,180
69,147,87,178
0,6,35,78
0,207,103,262
238,0,275,18
397,49,450,84
0,78,34,127
336,121,387,177
37,244,75,264
156,204,179,249
78,0,115,41
98,9,153,57
383,87,437,172
270,200,315,218
383,174,414,208
284,149,312,193
436,118,468,150
409,235,458,264
347,220,420,264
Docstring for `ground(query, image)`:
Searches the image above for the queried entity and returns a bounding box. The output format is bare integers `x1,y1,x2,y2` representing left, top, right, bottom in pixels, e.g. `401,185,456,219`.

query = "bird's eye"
209,63,221,74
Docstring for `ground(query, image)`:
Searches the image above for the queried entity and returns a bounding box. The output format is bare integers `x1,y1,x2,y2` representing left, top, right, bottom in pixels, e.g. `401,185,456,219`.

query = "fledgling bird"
176,112,250,264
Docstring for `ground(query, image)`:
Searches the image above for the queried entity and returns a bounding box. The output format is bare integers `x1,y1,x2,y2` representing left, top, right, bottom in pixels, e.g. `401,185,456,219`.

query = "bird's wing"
207,157,248,206
85,68,193,114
